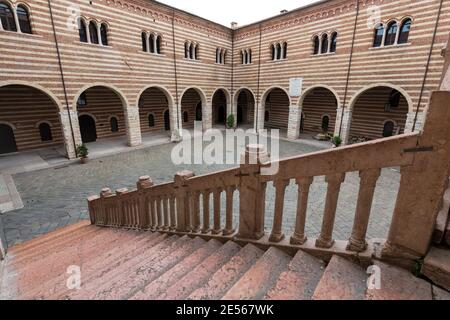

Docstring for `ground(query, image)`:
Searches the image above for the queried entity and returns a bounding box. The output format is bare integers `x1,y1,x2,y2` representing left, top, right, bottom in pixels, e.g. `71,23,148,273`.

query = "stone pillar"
124,106,142,147
255,103,265,132
335,108,352,144
203,102,212,131
287,104,301,140
405,111,425,133
59,110,82,159
171,103,182,142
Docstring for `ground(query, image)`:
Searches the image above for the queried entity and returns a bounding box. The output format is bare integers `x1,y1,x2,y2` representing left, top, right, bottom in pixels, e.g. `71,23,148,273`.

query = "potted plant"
76,144,89,164
330,135,342,148
226,114,235,129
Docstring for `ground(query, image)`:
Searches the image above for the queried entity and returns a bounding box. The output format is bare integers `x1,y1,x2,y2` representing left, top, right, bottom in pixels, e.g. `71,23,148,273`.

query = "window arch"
384,21,398,46
110,116,119,132
0,2,17,31
89,21,99,44
100,23,108,45
185,42,189,59
78,18,88,42
17,5,32,34
282,42,287,59
38,122,52,142
276,43,282,60
382,120,395,137
183,111,188,123
321,115,330,132
156,35,161,54
386,89,401,110
330,32,337,53
313,36,320,54
398,18,411,44
373,24,384,47
149,34,155,53
141,32,147,52
148,113,155,127
321,34,328,54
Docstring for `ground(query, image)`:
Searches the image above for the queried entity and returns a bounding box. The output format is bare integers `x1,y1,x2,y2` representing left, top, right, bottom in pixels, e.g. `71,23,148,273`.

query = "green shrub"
226,114,235,128
331,135,342,147
76,144,89,158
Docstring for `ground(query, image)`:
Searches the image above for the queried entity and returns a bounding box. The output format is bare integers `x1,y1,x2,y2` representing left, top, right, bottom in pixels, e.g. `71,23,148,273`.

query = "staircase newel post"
174,170,195,232
137,176,154,230
237,144,270,240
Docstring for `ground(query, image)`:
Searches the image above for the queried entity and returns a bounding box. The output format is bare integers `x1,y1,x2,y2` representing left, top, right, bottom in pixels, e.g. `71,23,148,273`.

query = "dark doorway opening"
79,115,97,143
237,105,243,124
217,105,226,124
0,124,17,154
164,110,170,131
195,103,202,121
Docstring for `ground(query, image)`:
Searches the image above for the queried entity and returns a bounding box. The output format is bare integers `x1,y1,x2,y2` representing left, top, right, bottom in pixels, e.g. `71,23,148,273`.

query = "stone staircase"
1,221,448,300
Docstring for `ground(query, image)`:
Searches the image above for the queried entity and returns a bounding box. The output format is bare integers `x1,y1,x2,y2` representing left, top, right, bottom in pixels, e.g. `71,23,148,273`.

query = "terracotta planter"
80,156,89,164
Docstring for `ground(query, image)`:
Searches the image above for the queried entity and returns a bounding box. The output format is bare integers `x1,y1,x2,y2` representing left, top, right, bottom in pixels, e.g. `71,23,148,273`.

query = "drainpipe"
47,0,77,158
255,23,263,134
412,0,444,131
338,0,360,138
231,28,235,119
171,9,180,137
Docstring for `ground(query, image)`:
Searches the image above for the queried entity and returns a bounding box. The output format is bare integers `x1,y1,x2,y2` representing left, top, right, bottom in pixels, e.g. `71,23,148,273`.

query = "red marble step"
51,232,168,300
222,247,291,300
159,241,242,300
130,239,223,300
19,229,154,300
366,260,432,300
188,244,264,300
312,255,367,300
67,236,180,300
264,250,326,300
422,247,450,292
7,220,91,254
91,236,206,300
7,225,99,267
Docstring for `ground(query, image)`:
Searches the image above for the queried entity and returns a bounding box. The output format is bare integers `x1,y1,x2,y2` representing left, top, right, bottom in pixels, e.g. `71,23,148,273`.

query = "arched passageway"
263,88,290,130
300,87,338,134
181,88,204,129
235,89,255,126
212,89,228,125
138,87,172,134
349,86,409,143
0,85,63,154
78,114,97,143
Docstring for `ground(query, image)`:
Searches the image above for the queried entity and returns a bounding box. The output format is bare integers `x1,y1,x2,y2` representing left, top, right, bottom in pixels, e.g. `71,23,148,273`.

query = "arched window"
282,42,287,59
241,51,244,64
382,121,395,137
149,34,155,53
77,92,87,107
384,21,398,46
321,115,330,132
387,89,401,109
189,43,194,59
17,5,32,34
276,43,282,60
216,48,220,63
78,18,88,42
148,114,155,127
156,35,161,54
271,44,275,60
248,49,252,63
313,36,320,54
100,23,108,45
330,32,337,53
321,34,329,54
39,123,52,142
222,50,226,64
185,42,189,58
194,44,199,60
398,18,411,44
141,32,147,52
373,24,384,47
0,2,17,31
110,117,119,132
264,111,269,122
183,111,188,123
89,21,99,44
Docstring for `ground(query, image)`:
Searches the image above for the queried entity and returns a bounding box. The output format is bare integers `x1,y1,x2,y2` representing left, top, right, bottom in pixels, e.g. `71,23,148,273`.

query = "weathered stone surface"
222,247,291,300
366,260,432,300
264,250,326,300
312,255,367,300
433,186,450,244
422,247,450,291
432,285,450,300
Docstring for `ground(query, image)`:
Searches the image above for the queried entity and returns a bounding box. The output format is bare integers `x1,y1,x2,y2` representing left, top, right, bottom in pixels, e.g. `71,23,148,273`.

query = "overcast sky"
157,0,320,27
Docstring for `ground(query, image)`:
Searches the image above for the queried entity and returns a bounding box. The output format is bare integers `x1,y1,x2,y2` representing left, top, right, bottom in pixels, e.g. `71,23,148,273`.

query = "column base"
315,237,335,249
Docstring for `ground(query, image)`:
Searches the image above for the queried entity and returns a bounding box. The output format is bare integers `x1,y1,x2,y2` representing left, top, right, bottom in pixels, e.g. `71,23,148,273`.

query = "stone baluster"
237,144,270,240
212,188,222,234
174,170,195,232
269,179,290,242
315,173,345,248
163,195,170,230
347,169,381,252
202,190,211,233
98,188,113,226
169,195,176,231
156,196,163,230
137,176,153,230
116,188,130,228
290,177,314,245
223,186,236,235
192,191,201,233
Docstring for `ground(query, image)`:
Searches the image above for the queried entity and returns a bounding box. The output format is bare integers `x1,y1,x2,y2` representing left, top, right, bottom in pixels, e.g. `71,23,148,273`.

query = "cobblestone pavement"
1,136,399,246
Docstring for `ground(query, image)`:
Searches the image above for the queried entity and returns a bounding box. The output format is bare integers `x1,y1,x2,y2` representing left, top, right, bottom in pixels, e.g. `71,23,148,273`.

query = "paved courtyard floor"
0,132,399,247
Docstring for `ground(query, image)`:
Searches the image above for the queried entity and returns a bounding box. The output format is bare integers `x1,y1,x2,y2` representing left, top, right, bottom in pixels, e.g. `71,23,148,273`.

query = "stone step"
91,236,206,300
366,260,432,300
222,247,291,300
159,241,242,300
130,239,223,300
434,187,450,244
264,250,326,300
445,220,450,246
422,247,450,291
65,234,177,300
312,255,367,300
188,244,265,300
6,220,91,255
433,285,450,300
19,230,154,300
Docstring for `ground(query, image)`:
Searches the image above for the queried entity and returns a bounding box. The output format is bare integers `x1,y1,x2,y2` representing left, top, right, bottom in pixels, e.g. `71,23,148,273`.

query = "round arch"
348,83,413,113
261,86,291,107
180,86,207,106
72,83,129,111
0,121,16,130
233,87,256,107
211,87,231,105
299,84,341,109
137,85,175,108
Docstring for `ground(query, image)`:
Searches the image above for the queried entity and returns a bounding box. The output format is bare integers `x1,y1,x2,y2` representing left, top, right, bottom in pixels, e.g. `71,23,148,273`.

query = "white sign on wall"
289,77,303,97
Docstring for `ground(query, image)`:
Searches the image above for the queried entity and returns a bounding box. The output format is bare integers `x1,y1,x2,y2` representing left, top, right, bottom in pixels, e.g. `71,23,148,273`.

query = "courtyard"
0,132,399,247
